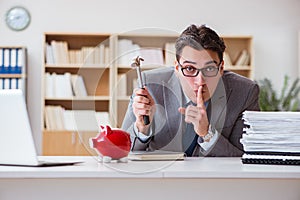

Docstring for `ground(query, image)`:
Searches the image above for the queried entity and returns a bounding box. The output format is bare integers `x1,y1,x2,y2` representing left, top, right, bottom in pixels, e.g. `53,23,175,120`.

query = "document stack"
241,111,300,165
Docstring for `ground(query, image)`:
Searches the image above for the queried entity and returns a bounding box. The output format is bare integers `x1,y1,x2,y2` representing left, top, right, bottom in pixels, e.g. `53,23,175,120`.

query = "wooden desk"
0,157,300,200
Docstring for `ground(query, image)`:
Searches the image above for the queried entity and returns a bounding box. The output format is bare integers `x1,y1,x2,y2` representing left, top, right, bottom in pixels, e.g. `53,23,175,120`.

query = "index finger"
197,85,205,108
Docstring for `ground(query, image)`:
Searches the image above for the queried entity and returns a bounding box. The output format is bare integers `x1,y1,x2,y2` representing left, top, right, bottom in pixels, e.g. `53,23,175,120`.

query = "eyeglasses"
178,62,221,77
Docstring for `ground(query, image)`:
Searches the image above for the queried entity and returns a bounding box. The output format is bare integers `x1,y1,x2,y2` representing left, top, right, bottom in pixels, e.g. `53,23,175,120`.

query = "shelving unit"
0,46,27,97
42,33,113,155
41,32,254,155
222,36,254,78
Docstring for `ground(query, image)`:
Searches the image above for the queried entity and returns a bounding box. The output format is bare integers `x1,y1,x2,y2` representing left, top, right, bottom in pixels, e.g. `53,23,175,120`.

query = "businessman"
122,24,260,157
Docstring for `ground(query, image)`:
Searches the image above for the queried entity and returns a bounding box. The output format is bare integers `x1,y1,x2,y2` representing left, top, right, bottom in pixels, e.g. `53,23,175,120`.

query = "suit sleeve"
200,83,260,157
121,94,154,151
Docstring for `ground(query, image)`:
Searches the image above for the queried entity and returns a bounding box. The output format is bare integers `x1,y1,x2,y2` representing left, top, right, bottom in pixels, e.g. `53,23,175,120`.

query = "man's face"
175,46,224,103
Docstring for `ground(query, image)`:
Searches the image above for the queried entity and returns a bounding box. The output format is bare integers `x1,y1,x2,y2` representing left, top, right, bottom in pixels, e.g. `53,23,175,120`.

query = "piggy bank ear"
105,125,112,133
100,125,105,131
100,125,112,133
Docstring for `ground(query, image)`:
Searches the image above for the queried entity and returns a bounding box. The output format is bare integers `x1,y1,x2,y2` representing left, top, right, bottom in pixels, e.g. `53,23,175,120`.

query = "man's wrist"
133,122,152,142
201,124,215,142
135,122,150,136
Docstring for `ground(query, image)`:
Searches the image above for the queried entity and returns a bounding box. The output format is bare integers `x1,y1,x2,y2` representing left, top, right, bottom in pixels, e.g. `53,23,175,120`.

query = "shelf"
45,96,110,101
224,65,252,70
117,96,131,101
0,74,25,78
45,64,109,69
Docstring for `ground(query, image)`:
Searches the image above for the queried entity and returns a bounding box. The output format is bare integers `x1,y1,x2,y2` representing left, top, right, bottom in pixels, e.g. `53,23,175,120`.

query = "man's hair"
175,24,226,63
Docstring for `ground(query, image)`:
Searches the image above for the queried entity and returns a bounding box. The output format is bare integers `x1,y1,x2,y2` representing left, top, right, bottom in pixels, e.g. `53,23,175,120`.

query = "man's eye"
205,66,217,72
185,66,197,72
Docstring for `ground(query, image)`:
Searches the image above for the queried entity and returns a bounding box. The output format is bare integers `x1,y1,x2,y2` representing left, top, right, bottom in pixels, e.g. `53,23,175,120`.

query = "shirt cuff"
133,123,152,142
198,129,219,151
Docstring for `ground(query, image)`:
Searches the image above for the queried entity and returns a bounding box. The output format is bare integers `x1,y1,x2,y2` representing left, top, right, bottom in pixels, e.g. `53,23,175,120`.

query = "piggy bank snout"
89,137,97,149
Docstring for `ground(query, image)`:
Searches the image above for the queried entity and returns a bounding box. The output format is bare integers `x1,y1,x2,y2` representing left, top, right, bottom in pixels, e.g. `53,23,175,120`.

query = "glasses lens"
202,66,219,77
182,66,198,77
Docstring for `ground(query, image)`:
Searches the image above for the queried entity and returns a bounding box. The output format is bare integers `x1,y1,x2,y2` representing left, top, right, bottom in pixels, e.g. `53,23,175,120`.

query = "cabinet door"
42,131,97,156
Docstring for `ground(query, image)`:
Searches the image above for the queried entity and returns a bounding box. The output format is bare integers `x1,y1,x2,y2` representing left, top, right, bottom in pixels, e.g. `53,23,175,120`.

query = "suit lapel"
207,76,232,130
161,72,186,150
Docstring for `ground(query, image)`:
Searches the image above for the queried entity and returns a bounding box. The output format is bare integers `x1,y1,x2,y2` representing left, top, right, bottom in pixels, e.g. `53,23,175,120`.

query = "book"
164,42,176,66
128,150,185,161
117,73,127,96
3,48,10,73
235,49,249,66
0,48,3,73
139,48,164,67
223,51,232,66
63,110,99,131
71,74,88,97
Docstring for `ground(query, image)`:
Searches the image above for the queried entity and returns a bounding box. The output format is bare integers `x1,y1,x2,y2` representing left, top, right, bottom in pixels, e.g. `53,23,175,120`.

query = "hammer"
131,56,150,125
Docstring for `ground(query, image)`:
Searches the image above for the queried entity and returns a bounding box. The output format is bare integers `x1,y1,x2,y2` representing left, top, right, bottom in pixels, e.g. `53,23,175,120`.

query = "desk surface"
1,156,300,179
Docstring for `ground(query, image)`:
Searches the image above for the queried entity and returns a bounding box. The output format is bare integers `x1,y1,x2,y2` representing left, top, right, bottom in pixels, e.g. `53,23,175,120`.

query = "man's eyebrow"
204,60,218,65
182,60,197,65
182,60,218,65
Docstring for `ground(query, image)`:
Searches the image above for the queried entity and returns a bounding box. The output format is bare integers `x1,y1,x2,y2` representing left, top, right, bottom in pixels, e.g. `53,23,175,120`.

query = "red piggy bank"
90,125,131,162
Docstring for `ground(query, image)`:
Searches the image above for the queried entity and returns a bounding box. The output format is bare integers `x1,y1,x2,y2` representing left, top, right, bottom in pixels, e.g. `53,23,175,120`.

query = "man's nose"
194,72,206,84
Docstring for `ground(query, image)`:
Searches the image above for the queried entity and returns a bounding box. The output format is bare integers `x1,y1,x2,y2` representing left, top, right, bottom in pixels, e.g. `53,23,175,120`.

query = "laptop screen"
0,89,39,165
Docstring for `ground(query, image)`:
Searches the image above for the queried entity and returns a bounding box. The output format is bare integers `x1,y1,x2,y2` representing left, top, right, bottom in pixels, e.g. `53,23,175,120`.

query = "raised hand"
178,85,209,137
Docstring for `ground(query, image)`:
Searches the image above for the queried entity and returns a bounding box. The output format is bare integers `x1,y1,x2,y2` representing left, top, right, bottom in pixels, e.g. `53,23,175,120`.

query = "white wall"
0,0,300,153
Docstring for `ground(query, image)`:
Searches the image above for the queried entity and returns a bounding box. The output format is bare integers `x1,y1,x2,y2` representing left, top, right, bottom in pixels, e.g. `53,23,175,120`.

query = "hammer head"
131,56,144,68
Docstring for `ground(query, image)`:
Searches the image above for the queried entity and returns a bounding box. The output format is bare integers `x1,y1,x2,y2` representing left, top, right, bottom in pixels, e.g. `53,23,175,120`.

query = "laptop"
0,89,83,167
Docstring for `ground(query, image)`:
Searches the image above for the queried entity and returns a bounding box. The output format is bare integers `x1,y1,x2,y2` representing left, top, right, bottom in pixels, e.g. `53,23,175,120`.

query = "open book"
128,150,185,161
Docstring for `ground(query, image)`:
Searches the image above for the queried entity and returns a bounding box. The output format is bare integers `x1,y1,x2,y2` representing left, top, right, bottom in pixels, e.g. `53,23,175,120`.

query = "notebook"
0,89,83,167
128,150,185,161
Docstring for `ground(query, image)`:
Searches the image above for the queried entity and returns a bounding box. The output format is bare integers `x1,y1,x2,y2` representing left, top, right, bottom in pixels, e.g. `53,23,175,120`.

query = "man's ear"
219,60,224,75
175,60,179,71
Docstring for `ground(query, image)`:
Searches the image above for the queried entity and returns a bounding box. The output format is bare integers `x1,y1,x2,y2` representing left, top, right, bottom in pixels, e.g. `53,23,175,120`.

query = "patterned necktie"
182,101,198,156
183,122,198,156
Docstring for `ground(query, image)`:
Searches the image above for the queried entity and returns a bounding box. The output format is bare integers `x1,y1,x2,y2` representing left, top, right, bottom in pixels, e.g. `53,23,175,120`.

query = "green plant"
257,75,300,111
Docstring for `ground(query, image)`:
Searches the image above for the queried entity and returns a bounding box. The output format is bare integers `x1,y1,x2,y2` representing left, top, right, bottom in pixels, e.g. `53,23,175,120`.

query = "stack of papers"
241,111,300,165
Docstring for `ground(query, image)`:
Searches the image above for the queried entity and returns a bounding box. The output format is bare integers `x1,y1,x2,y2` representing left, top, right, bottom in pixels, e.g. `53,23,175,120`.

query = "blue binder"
0,48,4,74
14,48,22,74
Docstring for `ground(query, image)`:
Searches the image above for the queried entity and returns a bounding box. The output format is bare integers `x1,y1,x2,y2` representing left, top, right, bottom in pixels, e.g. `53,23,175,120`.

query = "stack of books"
44,106,110,131
241,111,300,165
45,72,87,98
117,39,164,67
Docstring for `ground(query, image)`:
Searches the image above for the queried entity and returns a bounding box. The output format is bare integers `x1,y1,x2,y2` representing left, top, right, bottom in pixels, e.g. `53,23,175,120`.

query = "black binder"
241,151,300,166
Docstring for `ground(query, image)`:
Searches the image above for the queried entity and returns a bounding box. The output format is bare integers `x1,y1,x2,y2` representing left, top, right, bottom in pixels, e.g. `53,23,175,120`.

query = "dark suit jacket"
122,67,260,157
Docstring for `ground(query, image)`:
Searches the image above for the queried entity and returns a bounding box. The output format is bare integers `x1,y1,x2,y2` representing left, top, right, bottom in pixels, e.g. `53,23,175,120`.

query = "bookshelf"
42,33,113,155
222,36,254,78
42,33,254,155
0,46,27,97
